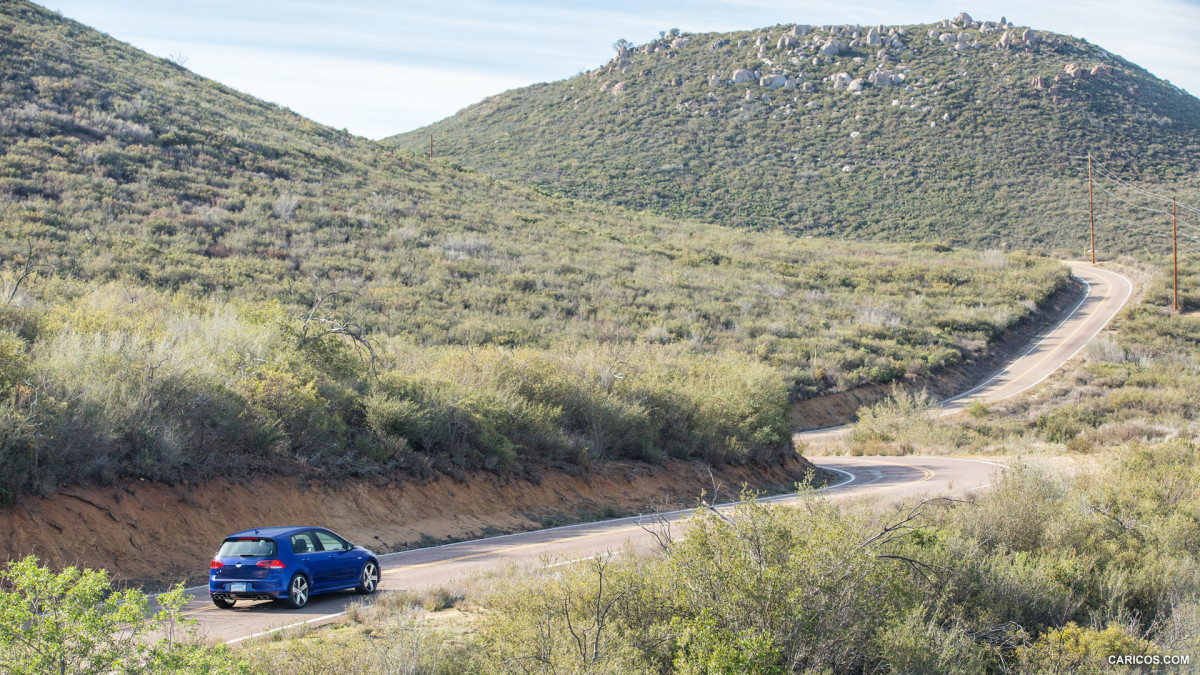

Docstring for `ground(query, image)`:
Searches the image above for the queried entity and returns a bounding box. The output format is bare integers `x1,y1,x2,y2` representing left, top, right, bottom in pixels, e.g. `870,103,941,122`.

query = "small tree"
0,556,244,674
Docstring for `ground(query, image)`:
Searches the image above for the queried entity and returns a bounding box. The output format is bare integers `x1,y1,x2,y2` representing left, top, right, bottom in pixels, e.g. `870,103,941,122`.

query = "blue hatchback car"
208,526,380,609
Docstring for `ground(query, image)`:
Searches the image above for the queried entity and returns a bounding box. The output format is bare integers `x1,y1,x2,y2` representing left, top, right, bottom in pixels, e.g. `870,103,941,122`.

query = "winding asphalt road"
172,262,1132,645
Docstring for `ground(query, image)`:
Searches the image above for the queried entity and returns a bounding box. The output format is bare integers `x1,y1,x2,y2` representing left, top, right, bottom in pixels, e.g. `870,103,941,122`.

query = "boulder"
792,25,811,37
671,37,690,49
801,81,815,92
819,37,841,55
830,72,852,89
1030,75,1046,89
756,36,768,46
847,78,864,92
731,68,754,84
1065,62,1087,78
1091,63,1113,77
957,32,969,43
709,38,730,51
778,36,796,50
707,74,721,87
928,28,941,39
867,27,881,45
760,74,787,88
611,82,627,95
939,33,955,44
955,12,973,24
1022,29,1036,44
744,89,755,100
873,73,892,86
997,31,1012,49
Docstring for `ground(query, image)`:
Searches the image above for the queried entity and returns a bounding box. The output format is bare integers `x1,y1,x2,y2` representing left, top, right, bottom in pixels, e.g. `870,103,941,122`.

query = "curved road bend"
172,263,1131,644
798,262,1132,443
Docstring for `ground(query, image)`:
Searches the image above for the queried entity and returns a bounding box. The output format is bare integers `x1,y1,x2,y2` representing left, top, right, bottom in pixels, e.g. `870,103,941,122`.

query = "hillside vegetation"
390,14,1200,249
0,2,1067,500
243,264,1200,673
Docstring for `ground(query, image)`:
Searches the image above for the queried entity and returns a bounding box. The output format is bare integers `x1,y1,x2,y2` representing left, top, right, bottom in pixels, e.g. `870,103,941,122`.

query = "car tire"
356,560,379,595
284,573,310,609
211,594,236,610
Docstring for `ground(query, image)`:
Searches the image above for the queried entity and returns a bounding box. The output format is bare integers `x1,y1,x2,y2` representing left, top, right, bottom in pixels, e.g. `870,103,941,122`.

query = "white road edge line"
224,610,349,646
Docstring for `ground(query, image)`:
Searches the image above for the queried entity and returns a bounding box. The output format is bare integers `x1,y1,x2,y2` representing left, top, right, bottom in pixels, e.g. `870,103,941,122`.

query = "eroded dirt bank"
1,453,817,586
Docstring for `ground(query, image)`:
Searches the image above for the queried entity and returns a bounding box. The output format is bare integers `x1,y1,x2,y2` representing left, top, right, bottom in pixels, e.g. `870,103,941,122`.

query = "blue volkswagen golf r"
208,526,380,609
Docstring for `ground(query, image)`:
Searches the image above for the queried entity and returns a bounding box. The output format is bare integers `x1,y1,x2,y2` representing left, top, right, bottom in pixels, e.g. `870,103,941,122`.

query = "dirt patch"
0,453,819,587
792,276,1087,430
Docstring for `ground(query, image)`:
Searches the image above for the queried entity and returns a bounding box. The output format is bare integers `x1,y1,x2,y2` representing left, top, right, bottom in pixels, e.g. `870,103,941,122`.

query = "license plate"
230,583,247,593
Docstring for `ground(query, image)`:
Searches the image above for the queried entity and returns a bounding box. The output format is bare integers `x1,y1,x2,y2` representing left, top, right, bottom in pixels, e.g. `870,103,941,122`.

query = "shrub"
0,556,244,674
848,387,938,444
1015,623,1158,674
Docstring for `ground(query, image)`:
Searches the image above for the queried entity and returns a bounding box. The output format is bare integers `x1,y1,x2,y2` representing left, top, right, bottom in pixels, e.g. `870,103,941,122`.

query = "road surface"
170,262,1132,645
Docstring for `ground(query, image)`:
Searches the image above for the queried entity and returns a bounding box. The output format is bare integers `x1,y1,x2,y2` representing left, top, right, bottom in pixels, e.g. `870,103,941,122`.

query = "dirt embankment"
792,276,1087,430
1,453,818,587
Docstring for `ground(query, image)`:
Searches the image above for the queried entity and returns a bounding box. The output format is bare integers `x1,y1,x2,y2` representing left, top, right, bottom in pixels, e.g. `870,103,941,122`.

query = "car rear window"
217,537,277,557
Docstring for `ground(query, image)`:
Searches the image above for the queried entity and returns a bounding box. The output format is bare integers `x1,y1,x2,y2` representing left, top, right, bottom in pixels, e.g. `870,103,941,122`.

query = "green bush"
0,556,244,674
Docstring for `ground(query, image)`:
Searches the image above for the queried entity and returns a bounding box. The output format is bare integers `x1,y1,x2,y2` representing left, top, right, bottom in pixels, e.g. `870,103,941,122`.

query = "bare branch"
5,240,56,305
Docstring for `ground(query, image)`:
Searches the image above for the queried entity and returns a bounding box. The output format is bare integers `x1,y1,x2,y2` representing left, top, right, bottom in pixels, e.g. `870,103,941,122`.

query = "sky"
36,0,1200,139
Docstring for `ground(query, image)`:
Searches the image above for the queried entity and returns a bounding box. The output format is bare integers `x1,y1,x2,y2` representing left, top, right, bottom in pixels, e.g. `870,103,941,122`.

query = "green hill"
0,2,1067,500
388,15,1200,249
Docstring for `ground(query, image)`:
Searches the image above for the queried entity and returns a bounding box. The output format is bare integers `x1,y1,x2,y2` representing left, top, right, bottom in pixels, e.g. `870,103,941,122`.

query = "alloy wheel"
362,562,378,592
291,576,309,607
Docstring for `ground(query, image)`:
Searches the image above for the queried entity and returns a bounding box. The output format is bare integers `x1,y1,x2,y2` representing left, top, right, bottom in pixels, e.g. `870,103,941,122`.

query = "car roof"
225,526,326,539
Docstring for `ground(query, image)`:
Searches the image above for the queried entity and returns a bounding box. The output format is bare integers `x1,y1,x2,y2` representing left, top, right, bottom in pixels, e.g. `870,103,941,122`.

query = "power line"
1092,182,1200,231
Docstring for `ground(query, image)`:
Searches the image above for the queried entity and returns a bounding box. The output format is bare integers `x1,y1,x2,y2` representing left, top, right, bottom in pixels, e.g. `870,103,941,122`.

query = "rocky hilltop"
390,13,1200,249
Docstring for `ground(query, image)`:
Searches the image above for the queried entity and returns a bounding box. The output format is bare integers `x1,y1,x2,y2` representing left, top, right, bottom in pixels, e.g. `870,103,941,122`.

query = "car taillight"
210,560,223,569
256,559,286,569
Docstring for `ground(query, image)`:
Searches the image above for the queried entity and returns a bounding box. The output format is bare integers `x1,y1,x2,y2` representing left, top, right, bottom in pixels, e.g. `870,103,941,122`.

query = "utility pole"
429,134,433,160
1174,196,1179,312
1088,153,1096,264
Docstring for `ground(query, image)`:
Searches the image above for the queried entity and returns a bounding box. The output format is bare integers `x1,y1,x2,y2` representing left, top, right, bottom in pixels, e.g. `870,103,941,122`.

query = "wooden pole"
1088,153,1096,264
1174,197,1179,312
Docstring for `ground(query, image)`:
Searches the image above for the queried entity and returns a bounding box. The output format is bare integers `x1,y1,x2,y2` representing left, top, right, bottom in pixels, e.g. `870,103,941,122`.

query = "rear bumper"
211,590,287,601
209,578,288,598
